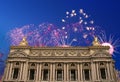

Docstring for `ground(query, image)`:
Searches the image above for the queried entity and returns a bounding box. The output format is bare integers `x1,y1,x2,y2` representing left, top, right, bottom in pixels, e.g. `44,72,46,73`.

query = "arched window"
99,62,106,80
83,63,90,81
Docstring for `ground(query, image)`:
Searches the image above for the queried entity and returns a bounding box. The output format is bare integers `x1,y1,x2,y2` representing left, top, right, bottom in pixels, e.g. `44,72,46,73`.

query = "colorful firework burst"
8,9,119,55
60,9,102,46
97,32,120,55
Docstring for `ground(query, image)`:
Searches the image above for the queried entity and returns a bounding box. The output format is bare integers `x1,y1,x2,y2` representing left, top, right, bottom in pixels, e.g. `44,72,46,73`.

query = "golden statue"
19,37,28,46
92,36,100,46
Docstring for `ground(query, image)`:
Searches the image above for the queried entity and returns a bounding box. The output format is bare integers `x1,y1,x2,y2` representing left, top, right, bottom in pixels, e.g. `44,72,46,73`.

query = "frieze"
67,50,78,56
9,46,110,57
54,50,65,56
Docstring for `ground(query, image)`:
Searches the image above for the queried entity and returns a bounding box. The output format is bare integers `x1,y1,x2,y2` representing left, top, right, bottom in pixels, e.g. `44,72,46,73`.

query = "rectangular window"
100,68,106,79
71,69,76,81
13,68,19,79
43,69,48,80
57,70,62,81
84,69,90,80
29,69,35,80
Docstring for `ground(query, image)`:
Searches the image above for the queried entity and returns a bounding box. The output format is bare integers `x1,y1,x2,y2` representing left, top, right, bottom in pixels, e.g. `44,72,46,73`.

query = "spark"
79,9,83,13
62,19,65,22
66,11,69,15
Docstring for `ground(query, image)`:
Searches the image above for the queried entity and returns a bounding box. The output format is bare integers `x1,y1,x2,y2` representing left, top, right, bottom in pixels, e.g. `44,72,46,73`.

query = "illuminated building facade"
2,37,117,82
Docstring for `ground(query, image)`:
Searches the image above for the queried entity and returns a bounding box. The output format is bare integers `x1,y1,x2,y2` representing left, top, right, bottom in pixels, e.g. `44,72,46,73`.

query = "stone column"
8,62,13,80
80,63,83,81
22,62,26,81
66,63,69,81
24,61,28,81
109,62,114,80
77,63,80,82
107,62,110,80
55,69,57,81
36,63,39,81
96,62,100,80
19,62,23,80
39,63,42,81
5,62,10,80
91,62,96,81
53,63,55,81
50,63,52,81
64,63,66,81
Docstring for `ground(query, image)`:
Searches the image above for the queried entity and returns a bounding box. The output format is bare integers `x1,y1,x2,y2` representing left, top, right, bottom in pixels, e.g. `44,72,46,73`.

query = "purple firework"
8,9,103,47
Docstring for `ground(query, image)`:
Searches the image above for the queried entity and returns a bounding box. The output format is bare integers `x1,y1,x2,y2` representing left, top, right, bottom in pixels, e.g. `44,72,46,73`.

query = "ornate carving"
41,50,51,56
31,51,39,56
67,51,77,56
10,53,26,57
55,50,65,56
80,51,89,56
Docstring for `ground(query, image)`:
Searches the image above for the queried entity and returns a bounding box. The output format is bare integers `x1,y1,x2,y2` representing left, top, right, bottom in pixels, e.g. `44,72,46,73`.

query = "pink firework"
8,23,60,47
98,32,120,55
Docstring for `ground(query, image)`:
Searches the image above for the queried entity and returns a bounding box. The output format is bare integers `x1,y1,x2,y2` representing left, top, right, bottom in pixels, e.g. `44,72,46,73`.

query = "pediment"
9,51,27,57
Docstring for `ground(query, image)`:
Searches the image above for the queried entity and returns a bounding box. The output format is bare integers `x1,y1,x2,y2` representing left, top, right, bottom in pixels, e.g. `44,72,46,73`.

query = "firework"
8,9,119,55
60,9,102,46
8,23,59,46
97,32,120,55
8,9,103,47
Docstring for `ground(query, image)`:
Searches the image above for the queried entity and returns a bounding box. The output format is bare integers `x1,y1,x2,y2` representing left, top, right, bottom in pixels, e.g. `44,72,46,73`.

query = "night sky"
0,0,120,78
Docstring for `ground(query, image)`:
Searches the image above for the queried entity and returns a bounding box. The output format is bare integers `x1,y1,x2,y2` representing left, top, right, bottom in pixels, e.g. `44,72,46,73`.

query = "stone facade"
2,37,117,82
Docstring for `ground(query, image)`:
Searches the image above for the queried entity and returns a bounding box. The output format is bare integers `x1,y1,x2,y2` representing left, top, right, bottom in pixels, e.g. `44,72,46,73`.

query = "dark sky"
0,0,120,70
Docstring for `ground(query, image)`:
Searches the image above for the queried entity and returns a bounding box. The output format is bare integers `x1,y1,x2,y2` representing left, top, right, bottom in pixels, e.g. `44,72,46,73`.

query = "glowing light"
90,20,94,24
72,10,75,13
79,9,83,13
62,19,65,22
98,32,120,55
60,45,70,47
62,27,65,30
102,42,114,55
66,11,69,15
